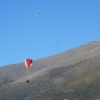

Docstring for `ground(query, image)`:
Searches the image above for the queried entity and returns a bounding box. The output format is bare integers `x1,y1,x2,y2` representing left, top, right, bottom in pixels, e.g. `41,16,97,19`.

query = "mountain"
0,41,100,100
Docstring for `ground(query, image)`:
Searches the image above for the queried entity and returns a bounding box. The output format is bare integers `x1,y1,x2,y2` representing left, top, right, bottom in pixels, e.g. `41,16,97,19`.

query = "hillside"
1,53,100,100
0,41,100,100
1,41,100,86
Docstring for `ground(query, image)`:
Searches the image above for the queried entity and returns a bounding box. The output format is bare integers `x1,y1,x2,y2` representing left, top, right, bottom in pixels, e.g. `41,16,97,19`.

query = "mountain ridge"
1,41,100,86
1,52,100,99
1,41,100,99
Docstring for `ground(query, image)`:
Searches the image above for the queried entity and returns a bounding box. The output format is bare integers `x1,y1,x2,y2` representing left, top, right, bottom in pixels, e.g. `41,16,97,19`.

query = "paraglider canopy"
36,13,40,15
24,58,32,69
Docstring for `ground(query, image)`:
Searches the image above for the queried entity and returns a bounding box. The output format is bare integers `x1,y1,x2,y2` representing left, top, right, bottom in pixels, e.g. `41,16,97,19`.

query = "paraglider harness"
26,80,29,83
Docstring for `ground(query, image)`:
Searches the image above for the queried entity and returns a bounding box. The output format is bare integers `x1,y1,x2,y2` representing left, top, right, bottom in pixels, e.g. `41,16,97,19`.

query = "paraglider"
35,13,40,19
24,58,32,69
24,58,33,83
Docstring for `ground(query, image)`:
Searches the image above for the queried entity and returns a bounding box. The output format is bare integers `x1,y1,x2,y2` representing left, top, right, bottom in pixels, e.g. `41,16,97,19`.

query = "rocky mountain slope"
1,41,100,85
0,41,100,100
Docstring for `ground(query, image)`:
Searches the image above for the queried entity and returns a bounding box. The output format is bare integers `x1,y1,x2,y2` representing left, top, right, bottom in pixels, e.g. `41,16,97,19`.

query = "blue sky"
0,0,100,66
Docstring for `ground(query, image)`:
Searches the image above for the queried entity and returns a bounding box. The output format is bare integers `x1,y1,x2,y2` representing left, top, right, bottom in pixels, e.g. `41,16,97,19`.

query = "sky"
0,0,100,66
